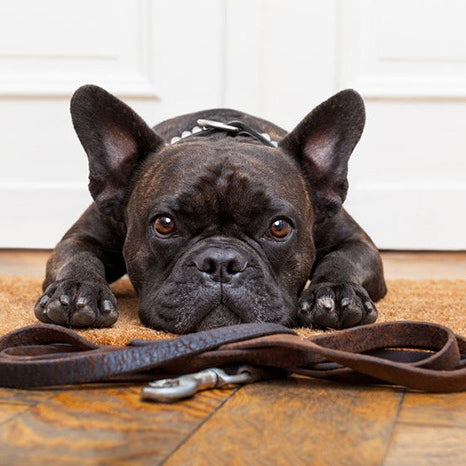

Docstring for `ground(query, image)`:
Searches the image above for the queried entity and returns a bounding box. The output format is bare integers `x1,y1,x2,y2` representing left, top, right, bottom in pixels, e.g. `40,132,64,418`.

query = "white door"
1,0,465,250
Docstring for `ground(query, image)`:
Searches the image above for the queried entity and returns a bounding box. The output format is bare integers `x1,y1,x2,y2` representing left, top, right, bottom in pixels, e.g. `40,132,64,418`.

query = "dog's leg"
279,90,387,329
34,85,165,328
298,211,387,329
34,205,126,327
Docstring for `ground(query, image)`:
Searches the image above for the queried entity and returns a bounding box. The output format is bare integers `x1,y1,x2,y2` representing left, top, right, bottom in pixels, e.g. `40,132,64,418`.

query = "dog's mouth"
193,303,242,331
138,277,296,334
169,285,245,332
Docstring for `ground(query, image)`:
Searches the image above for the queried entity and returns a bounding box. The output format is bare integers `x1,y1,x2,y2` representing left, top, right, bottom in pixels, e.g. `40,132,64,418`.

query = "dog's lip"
141,284,297,333
151,286,245,333
182,288,244,331
193,304,243,332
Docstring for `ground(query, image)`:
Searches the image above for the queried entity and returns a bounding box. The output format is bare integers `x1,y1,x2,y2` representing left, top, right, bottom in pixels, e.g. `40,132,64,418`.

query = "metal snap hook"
141,368,254,403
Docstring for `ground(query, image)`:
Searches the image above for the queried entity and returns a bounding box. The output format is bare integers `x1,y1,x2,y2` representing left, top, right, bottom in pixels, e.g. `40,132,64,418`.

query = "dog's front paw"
297,282,377,329
34,279,118,328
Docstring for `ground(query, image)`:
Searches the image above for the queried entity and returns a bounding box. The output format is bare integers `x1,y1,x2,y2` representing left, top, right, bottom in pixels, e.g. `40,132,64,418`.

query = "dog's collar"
169,119,279,148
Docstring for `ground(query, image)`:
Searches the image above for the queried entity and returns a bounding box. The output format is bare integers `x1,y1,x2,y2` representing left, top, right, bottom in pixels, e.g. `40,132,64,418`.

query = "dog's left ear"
70,85,165,219
280,89,365,219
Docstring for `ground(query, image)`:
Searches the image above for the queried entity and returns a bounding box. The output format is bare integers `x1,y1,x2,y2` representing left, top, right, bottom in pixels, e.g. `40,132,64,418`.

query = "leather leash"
1,321,466,398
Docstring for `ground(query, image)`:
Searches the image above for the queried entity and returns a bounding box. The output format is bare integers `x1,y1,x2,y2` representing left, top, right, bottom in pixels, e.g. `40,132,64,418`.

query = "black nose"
193,247,248,282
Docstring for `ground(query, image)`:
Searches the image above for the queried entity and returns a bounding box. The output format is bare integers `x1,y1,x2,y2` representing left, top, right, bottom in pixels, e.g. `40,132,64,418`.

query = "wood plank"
0,388,55,424
397,391,466,427
0,249,50,276
384,424,466,465
0,385,236,465
381,251,466,280
165,378,403,465
382,391,466,465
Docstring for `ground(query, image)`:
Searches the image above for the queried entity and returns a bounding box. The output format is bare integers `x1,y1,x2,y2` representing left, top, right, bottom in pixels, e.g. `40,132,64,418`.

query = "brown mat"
1,276,465,345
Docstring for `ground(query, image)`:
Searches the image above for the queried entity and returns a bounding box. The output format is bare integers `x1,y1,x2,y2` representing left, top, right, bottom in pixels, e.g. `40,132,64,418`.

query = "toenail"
39,295,49,307
77,297,87,307
59,294,70,306
102,300,113,314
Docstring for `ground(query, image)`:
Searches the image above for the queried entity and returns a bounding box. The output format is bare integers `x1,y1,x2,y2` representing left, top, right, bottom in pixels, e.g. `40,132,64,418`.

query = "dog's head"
70,85,365,332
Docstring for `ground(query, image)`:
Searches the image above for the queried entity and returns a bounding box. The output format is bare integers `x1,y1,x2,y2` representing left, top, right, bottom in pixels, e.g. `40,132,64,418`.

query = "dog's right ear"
70,85,165,219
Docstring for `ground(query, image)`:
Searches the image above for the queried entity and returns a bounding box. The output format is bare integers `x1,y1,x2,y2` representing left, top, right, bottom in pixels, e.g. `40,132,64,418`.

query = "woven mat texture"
1,276,465,344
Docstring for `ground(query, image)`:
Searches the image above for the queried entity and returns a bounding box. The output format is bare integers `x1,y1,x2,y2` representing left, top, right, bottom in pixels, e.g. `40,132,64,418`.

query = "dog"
34,85,387,333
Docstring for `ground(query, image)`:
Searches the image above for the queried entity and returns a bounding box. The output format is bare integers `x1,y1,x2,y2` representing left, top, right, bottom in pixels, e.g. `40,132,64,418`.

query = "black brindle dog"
35,85,386,333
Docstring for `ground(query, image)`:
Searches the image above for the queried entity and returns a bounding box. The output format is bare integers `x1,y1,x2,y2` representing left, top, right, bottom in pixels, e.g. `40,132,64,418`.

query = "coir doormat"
0,276,465,345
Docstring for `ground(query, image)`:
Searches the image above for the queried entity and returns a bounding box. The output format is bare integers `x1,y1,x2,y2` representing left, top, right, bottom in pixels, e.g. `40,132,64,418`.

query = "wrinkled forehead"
128,140,311,220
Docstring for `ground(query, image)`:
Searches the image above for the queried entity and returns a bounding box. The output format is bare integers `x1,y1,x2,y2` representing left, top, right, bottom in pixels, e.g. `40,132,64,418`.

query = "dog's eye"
269,218,292,239
153,215,176,236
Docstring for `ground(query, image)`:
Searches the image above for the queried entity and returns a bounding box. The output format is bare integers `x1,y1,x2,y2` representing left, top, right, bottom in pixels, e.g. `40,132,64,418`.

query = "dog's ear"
280,89,365,219
70,85,164,219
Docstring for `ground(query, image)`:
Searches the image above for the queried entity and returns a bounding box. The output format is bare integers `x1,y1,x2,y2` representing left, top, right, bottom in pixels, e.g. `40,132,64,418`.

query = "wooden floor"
0,250,465,465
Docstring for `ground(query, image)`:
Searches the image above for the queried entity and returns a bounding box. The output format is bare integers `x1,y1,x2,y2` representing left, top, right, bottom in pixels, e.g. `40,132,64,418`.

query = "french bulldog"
34,85,387,333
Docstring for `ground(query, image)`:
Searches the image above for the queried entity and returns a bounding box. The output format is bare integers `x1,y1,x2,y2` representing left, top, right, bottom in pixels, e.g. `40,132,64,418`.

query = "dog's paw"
34,280,118,328
297,282,377,329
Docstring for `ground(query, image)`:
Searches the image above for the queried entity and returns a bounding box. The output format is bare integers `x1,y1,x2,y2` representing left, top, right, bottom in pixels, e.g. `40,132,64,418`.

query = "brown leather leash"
1,321,466,400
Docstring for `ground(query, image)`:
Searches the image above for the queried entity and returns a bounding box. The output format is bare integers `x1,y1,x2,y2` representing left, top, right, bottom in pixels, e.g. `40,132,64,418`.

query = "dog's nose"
193,247,248,282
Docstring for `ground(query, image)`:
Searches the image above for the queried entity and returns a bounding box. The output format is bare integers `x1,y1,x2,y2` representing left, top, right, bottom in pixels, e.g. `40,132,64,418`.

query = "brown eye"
153,215,176,236
269,218,292,239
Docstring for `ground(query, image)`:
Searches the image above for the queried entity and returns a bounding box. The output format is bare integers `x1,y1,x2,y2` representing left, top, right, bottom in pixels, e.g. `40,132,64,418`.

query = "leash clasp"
141,368,253,403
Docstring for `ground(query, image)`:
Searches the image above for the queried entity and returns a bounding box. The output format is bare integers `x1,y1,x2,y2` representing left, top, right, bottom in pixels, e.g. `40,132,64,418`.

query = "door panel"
1,0,465,249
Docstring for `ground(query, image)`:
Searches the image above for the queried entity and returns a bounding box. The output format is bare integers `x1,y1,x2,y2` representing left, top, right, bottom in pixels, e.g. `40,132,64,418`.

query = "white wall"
1,0,465,249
